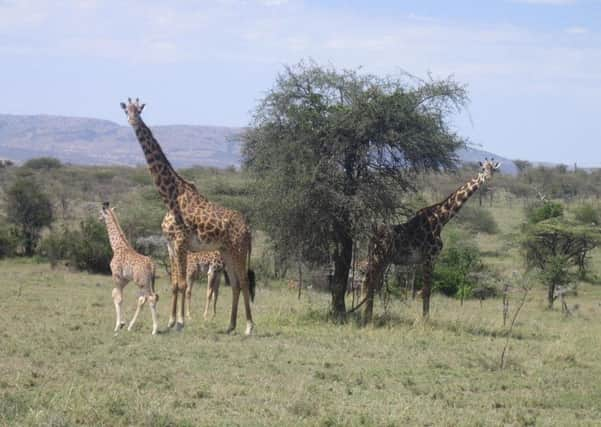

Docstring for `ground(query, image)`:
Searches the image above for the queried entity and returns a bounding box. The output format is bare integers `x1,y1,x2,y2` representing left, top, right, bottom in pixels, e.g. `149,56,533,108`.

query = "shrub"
433,244,482,298
526,201,563,224
5,175,53,255
67,218,112,274
39,218,111,274
455,204,499,234
0,224,18,258
573,203,600,225
22,157,63,170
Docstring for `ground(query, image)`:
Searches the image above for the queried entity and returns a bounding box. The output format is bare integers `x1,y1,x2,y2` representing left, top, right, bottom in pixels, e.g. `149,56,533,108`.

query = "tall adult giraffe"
120,98,255,334
363,159,501,321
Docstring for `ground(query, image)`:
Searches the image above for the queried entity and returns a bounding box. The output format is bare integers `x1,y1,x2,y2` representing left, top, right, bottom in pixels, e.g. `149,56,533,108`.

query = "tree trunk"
297,262,303,300
547,282,556,309
330,233,353,322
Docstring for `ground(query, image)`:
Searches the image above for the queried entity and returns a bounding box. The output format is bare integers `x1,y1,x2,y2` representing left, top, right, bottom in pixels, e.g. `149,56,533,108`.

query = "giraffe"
120,98,256,334
362,159,501,322
185,251,229,321
100,202,159,335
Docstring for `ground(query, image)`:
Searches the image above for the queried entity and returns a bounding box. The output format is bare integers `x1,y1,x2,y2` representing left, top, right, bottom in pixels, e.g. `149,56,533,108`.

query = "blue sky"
1,0,600,164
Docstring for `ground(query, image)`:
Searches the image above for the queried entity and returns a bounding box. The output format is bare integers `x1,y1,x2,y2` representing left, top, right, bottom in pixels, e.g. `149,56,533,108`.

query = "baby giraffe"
100,202,159,335
186,251,229,321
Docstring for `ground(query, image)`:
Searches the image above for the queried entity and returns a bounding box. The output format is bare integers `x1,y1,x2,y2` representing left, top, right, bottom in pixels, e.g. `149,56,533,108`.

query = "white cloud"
565,26,589,34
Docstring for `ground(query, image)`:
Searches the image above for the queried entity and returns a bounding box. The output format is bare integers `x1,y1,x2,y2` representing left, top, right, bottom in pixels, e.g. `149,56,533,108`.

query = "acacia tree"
523,218,601,308
243,62,467,321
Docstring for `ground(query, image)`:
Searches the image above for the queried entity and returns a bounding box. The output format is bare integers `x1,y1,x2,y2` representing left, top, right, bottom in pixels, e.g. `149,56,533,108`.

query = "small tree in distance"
243,61,468,321
5,175,53,256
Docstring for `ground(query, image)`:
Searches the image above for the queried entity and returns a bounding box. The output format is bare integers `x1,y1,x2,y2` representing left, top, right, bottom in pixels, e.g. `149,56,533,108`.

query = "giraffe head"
99,201,111,222
478,158,501,180
120,97,145,126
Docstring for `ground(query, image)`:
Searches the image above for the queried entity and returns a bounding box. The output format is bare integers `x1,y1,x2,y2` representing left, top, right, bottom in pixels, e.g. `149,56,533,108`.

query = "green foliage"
455,204,499,234
522,216,601,303
5,175,53,255
573,203,599,225
39,218,111,274
433,241,482,298
22,157,63,170
526,201,563,224
244,61,468,315
0,223,18,258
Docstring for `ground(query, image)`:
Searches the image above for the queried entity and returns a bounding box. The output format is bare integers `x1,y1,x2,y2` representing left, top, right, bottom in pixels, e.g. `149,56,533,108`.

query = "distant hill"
0,113,518,173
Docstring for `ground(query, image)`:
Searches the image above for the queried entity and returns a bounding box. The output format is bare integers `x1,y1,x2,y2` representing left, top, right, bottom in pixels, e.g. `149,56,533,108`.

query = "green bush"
0,224,18,258
22,157,63,170
573,203,600,225
526,201,563,224
433,244,482,297
39,218,111,274
455,205,499,234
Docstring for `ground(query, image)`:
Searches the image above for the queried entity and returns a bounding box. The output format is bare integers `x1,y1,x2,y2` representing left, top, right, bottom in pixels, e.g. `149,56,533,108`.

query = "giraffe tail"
248,269,256,302
151,265,159,302
247,234,255,302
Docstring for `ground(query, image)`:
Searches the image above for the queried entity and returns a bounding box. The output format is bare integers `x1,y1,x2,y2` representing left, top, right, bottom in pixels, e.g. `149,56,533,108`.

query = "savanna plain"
2,190,601,427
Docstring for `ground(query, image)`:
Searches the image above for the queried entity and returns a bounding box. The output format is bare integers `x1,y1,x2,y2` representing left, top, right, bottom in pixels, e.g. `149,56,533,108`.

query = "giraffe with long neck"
100,202,158,335
362,159,501,321
120,98,255,334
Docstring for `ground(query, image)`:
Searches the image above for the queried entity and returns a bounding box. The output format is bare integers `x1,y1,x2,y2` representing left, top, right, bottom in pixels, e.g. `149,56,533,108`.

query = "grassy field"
2,255,601,426
3,194,601,426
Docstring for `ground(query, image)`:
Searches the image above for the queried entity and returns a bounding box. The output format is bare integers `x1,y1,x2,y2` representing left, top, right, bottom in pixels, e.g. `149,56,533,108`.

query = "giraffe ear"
494,162,501,169
120,102,127,112
139,103,146,112
478,161,483,167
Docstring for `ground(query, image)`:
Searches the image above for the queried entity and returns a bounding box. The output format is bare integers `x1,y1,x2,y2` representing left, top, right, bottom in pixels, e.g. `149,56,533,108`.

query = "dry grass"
2,256,601,426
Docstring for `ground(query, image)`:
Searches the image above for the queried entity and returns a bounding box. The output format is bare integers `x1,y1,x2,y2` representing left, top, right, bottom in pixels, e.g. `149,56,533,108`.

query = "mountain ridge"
0,113,518,174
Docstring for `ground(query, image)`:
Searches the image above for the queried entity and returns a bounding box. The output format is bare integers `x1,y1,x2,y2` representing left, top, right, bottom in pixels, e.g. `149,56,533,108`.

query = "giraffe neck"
436,172,488,225
131,119,186,206
104,210,132,253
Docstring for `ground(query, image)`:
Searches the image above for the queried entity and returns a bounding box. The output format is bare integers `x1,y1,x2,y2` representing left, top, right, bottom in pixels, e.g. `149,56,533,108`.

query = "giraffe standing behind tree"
120,98,255,334
362,159,501,322
100,202,159,335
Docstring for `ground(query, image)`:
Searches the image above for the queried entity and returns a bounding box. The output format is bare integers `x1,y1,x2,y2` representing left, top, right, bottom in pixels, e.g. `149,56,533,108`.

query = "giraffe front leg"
112,280,126,333
173,246,188,331
185,275,193,320
166,240,178,329
422,261,434,319
148,293,159,335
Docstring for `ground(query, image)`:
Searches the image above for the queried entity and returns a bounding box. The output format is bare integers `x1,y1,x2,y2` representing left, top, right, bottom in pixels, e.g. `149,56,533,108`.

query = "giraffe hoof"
226,325,236,334
175,322,184,332
119,322,126,330
167,319,176,329
245,324,254,336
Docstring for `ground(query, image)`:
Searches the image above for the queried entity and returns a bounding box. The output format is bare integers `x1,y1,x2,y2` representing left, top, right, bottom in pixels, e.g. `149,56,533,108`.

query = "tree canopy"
243,61,469,320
